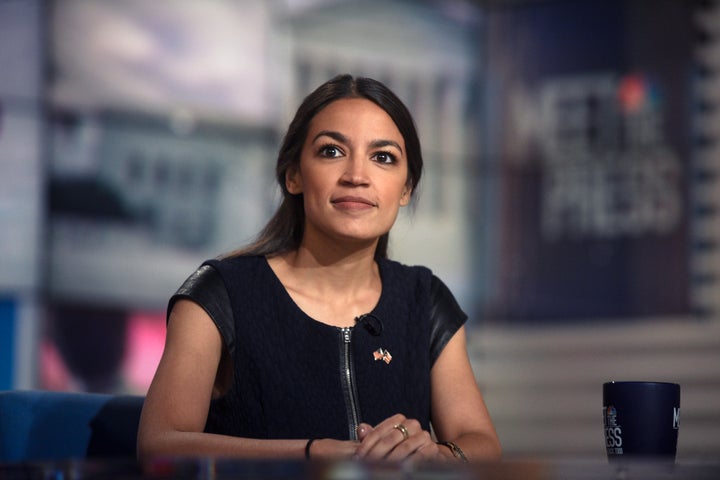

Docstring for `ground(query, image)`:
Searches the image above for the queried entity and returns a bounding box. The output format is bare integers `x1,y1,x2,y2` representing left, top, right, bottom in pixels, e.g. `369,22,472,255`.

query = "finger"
365,418,422,461
393,423,410,442
385,429,435,463
356,414,407,459
356,423,373,440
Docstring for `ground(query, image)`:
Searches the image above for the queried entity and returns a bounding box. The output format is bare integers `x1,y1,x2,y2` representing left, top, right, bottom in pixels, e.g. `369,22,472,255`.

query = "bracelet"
438,441,468,462
305,438,316,460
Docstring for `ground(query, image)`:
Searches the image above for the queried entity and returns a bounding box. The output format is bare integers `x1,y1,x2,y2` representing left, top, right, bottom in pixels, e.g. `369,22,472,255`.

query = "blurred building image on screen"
41,0,482,393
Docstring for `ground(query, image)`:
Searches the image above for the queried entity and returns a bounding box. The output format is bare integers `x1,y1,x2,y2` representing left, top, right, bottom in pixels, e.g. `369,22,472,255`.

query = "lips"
331,196,377,208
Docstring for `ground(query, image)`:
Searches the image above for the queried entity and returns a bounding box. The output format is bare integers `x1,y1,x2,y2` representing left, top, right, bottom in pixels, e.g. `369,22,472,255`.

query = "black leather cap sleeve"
167,264,235,356
429,275,468,366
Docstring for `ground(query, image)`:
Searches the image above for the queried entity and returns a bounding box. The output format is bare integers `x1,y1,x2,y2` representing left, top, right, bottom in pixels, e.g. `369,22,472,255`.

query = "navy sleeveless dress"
169,255,467,440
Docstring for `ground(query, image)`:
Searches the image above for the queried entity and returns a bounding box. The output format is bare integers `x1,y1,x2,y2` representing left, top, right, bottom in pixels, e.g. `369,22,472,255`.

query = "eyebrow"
370,139,404,155
312,130,404,155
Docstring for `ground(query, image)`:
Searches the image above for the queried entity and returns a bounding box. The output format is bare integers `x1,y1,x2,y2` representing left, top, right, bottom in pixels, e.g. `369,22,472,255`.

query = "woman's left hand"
354,414,443,463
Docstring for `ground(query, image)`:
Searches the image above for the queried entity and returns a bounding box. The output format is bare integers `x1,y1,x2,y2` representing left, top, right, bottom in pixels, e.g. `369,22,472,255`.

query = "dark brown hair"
228,74,423,259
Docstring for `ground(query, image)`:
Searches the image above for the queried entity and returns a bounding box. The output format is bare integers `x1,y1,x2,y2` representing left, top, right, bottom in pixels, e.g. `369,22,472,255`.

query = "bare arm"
429,326,502,461
136,299,357,460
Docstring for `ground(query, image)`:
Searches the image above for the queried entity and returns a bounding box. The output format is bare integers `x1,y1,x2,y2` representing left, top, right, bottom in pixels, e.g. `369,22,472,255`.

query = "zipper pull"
342,327,352,343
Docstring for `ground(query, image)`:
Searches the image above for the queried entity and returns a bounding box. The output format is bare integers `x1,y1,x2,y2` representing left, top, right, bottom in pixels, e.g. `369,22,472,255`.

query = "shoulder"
378,256,430,274
170,255,262,313
171,262,227,314
204,255,269,286
206,254,264,272
168,260,237,354
428,274,468,365
377,257,432,291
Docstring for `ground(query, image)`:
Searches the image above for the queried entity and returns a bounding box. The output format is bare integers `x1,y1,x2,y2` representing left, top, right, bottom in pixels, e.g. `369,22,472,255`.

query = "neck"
297,226,378,266
289,243,377,286
268,247,380,325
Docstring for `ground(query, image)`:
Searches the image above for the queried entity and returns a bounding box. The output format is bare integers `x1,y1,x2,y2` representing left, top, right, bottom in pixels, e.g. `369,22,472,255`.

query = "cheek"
390,178,411,201
301,173,325,195
298,172,333,207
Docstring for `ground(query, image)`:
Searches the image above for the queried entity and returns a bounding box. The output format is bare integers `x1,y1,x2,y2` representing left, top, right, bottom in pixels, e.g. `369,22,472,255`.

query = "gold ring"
393,423,410,441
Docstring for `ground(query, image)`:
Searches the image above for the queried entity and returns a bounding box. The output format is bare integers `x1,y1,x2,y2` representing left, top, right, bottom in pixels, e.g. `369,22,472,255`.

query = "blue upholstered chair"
0,390,144,462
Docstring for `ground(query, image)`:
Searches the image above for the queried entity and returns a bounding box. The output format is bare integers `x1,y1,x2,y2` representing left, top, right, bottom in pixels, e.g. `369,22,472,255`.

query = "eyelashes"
373,151,397,165
316,144,398,165
317,144,342,158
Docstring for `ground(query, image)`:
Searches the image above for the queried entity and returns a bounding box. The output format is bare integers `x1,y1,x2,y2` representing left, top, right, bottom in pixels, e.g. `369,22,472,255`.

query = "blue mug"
603,381,680,462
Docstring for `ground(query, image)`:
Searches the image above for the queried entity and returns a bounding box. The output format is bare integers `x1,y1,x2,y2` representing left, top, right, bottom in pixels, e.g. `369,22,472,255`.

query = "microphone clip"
355,313,383,336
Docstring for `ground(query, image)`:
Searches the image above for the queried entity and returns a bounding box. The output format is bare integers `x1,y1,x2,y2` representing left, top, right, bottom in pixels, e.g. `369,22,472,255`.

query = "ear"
399,185,412,206
285,166,303,195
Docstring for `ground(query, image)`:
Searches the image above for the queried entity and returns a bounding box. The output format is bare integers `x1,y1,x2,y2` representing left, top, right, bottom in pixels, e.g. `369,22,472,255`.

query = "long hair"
227,74,423,259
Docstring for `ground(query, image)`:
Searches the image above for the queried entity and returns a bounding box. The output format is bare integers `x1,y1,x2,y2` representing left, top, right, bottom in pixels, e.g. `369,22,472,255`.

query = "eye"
318,144,343,158
373,151,397,165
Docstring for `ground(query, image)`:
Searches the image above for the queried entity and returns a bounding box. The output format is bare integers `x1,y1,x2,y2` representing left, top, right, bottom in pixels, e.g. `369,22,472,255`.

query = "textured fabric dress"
169,255,467,441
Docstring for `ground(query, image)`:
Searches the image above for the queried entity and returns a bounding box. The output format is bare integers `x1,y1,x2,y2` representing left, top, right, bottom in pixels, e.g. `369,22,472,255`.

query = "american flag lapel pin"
373,348,392,364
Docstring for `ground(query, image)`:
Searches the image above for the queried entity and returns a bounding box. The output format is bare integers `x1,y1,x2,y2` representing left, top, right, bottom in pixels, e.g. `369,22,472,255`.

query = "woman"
137,74,501,463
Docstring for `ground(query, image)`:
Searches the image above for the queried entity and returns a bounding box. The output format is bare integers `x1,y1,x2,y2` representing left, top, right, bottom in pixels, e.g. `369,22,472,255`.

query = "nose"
339,155,370,186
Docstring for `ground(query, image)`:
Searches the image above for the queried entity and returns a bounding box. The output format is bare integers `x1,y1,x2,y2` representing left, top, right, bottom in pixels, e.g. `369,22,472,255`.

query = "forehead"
308,98,403,142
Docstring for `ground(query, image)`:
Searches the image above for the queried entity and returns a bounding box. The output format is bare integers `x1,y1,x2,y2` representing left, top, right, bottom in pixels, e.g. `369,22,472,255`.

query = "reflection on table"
1,458,719,480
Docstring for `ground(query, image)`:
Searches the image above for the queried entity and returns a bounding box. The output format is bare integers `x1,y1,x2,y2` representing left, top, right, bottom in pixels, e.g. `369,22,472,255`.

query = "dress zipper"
340,327,361,439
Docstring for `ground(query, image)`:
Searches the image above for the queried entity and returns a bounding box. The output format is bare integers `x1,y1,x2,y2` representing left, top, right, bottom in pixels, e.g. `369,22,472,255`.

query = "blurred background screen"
478,0,693,321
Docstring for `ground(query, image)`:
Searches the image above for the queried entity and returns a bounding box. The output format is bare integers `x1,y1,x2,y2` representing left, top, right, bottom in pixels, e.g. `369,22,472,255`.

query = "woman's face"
286,98,411,249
